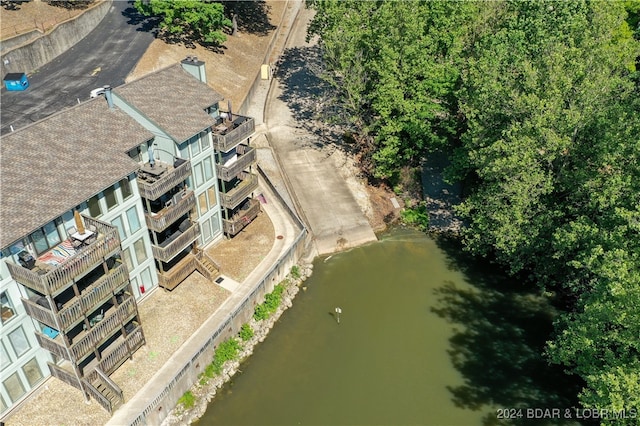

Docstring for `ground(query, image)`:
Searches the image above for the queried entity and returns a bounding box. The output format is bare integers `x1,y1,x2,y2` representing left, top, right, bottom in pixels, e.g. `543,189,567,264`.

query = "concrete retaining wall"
1,30,40,54
109,167,309,426
1,0,111,78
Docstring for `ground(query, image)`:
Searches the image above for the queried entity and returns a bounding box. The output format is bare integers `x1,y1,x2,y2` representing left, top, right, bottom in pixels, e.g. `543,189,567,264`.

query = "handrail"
220,173,258,210
6,216,120,295
222,198,261,236
83,379,114,413
157,255,198,290
216,145,256,181
70,297,136,361
21,297,57,329
137,159,192,201
212,116,255,152
144,191,196,233
150,223,200,263
57,262,129,330
48,362,82,390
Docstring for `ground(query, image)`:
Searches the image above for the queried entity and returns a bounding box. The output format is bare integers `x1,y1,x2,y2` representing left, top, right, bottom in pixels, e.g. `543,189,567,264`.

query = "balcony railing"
6,217,120,296
57,263,129,330
36,296,137,362
82,369,123,414
157,254,198,290
220,173,259,210
223,198,261,236
216,145,256,181
151,222,200,263
94,325,144,375
144,190,196,233
212,116,255,152
21,262,129,332
137,159,192,201
48,362,82,391
195,250,220,281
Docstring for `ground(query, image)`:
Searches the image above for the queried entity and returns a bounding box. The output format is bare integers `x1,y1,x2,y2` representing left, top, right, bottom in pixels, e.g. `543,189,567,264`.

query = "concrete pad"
215,275,241,292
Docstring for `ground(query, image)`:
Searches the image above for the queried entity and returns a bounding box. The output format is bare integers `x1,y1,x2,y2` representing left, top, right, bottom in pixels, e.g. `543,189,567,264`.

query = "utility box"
4,72,29,91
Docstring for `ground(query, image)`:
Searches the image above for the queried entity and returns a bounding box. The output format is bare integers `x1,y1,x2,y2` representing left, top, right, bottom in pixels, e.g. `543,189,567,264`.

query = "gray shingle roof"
114,64,222,142
0,99,153,249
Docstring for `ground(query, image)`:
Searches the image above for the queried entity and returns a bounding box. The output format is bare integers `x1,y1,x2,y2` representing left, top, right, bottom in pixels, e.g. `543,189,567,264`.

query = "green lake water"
198,228,582,426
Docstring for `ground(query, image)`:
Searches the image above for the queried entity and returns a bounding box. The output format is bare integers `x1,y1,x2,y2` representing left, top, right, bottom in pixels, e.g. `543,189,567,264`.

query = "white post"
335,307,342,324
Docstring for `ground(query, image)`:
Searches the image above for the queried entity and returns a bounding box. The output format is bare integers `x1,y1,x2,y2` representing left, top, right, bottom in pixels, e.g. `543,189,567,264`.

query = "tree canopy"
307,0,640,421
134,0,231,46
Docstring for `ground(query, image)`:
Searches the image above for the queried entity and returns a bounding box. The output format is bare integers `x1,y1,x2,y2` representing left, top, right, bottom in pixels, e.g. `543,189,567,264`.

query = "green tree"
134,0,231,45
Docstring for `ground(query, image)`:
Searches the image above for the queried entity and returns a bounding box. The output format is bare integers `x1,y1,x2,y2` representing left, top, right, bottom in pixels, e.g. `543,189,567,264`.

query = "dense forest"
306,0,640,422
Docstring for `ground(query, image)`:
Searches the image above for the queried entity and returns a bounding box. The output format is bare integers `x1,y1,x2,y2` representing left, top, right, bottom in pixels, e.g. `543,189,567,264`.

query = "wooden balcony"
22,262,129,331
223,198,261,236
157,254,198,290
137,159,191,201
216,145,256,181
212,115,255,152
35,296,137,362
220,173,259,210
48,362,83,391
93,324,144,375
151,222,200,263
6,217,120,296
144,190,196,233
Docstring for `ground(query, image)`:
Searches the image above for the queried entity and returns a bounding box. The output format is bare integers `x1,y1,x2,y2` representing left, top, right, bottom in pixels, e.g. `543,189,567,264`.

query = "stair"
195,251,220,281
84,367,124,413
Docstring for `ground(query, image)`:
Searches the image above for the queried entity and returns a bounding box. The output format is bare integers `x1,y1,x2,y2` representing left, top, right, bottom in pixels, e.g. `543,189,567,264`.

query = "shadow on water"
432,235,587,426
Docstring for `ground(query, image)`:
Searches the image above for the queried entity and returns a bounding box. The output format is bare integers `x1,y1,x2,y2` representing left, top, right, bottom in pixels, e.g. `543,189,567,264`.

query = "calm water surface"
198,228,580,426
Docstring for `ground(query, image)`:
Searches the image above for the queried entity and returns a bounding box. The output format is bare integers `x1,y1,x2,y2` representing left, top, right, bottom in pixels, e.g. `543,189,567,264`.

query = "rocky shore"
161,263,314,426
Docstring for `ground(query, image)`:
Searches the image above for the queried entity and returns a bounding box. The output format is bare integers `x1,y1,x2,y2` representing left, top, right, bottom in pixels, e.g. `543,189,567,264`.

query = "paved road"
265,6,376,256
1,1,154,135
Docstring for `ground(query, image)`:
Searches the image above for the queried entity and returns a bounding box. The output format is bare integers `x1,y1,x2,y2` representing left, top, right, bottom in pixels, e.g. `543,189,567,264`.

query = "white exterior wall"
0,263,51,418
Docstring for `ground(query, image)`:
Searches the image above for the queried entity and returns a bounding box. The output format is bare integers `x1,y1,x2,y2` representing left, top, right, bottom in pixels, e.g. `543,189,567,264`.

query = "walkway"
264,7,377,255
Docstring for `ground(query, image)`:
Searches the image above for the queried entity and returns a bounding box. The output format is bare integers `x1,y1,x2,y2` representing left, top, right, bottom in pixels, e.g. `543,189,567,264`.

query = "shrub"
401,202,429,231
290,265,301,279
239,323,254,341
178,390,196,409
253,284,285,321
212,338,242,375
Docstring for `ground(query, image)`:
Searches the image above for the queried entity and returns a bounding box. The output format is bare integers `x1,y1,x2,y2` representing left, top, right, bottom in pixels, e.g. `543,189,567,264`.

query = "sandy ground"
126,1,287,111
1,0,98,41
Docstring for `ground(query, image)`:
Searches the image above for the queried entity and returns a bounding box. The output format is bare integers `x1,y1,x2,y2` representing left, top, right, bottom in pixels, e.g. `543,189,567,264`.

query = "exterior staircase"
195,250,220,281
84,367,124,413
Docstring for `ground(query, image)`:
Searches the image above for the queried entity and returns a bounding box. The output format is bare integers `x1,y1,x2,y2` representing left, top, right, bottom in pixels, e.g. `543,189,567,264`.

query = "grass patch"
212,338,242,375
254,283,285,321
177,390,196,409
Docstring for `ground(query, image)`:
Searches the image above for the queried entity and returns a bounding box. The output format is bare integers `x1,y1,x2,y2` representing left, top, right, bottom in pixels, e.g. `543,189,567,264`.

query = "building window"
122,247,134,271
133,238,147,265
8,327,30,358
104,186,117,210
198,192,208,217
1,342,10,371
121,178,132,200
179,141,189,159
203,156,213,181
194,163,204,188
111,216,126,240
126,207,141,234
200,132,209,152
88,195,102,217
0,392,6,413
212,212,221,235
3,372,25,403
29,221,61,255
190,135,201,156
202,218,212,242
22,357,43,387
141,267,152,288
1,292,16,325
128,146,142,162
207,187,217,207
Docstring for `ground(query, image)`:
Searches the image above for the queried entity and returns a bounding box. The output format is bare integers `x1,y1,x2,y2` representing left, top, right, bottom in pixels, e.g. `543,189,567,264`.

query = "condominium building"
0,57,258,418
